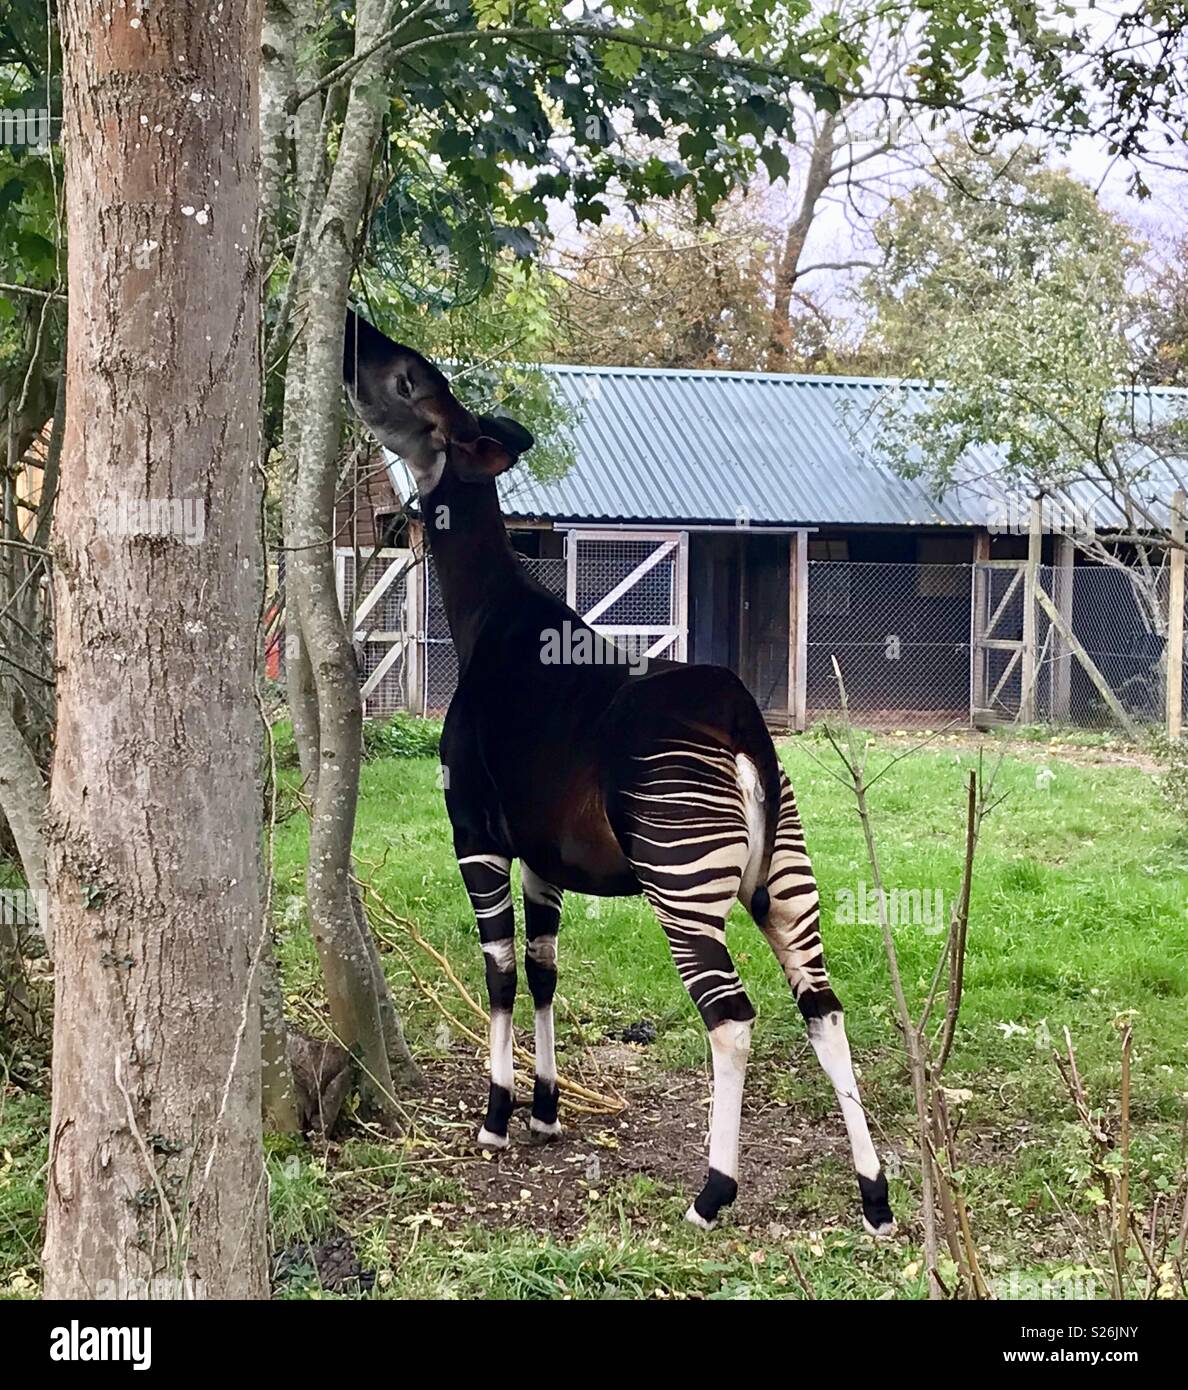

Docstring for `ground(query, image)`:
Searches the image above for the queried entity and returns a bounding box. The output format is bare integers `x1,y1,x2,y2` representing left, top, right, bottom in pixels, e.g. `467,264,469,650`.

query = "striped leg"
618,740,758,1229
758,772,895,1236
521,865,563,1140
458,851,516,1149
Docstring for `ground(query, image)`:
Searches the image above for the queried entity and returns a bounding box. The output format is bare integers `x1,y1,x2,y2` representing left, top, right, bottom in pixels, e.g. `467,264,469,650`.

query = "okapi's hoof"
859,1172,895,1237
686,1168,737,1232
528,1116,563,1143
476,1126,510,1150
684,1204,716,1231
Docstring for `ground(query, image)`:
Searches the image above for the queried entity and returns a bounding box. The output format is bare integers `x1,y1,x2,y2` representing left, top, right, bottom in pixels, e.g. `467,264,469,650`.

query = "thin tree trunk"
256,0,303,1138
43,0,268,1299
285,0,422,1121
0,695,48,952
768,111,838,370
282,338,323,790
260,933,300,1131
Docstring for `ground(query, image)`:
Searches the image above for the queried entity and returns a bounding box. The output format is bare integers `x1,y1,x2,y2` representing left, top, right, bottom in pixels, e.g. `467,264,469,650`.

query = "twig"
361,881,625,1114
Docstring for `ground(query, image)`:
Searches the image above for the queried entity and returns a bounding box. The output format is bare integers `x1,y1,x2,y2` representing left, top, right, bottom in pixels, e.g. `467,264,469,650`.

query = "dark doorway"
688,532,790,715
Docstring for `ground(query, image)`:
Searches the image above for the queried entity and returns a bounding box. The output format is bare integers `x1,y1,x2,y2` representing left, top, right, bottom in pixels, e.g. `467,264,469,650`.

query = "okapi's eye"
396,373,413,399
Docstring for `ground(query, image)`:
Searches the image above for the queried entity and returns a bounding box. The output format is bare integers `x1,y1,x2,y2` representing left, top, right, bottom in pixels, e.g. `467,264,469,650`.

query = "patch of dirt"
366,1041,873,1239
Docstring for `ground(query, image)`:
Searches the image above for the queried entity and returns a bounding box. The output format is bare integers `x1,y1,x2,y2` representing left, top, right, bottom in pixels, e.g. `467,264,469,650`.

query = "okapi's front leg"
521,865,563,1140
458,850,517,1149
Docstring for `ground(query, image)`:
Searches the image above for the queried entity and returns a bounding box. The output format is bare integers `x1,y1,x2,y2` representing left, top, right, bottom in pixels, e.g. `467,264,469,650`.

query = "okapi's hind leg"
750,772,896,1237
617,741,758,1230
520,865,563,1140
457,850,517,1149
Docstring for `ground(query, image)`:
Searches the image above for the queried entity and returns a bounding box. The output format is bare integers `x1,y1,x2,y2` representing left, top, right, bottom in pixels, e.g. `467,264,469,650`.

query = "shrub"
362,714,443,761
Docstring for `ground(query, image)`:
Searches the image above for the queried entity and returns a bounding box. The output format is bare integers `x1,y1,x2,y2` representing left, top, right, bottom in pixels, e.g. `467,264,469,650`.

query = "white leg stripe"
482,938,516,973
809,1012,880,1180
534,1006,557,1085
489,1009,514,1094
459,853,511,871
707,1018,751,1181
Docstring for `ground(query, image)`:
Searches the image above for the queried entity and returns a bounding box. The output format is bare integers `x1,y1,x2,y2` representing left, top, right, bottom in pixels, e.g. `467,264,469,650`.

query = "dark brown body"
433,469,781,896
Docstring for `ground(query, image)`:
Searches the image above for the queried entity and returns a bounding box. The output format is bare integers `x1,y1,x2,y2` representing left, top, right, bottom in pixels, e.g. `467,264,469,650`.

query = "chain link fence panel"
1033,563,1168,728
806,562,973,727
337,547,1184,736
425,554,567,713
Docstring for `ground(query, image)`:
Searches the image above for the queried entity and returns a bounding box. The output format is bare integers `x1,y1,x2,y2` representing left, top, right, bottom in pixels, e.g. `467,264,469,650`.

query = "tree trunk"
43,0,268,1299
767,111,838,370
255,0,304,1138
285,0,422,1121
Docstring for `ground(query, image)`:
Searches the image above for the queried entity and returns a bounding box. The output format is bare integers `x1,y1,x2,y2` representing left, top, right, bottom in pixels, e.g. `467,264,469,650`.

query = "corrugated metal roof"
497,366,982,526
383,364,1186,529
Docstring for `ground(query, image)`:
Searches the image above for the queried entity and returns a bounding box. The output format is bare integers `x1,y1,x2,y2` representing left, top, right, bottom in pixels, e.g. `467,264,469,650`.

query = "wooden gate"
335,547,420,717
564,529,688,662
971,559,1027,721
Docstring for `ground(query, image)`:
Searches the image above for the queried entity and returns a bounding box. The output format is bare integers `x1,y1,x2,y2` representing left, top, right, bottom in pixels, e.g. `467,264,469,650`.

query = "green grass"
3,727,1185,1299
0,1087,47,1299
261,726,1188,1299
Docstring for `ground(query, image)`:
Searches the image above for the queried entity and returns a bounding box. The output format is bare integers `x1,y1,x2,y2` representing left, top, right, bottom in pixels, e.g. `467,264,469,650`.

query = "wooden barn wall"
335,456,403,552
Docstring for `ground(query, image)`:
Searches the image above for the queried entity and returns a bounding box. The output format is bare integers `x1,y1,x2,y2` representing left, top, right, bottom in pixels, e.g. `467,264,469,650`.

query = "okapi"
343,311,895,1235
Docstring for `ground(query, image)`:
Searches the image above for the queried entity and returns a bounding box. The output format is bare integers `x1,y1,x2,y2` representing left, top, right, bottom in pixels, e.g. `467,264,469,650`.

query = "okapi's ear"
479,413,535,458
342,308,478,464
452,413,535,481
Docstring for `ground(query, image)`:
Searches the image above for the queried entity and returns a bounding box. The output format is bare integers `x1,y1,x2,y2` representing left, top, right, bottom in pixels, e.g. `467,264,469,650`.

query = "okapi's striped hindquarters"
616,744,894,1234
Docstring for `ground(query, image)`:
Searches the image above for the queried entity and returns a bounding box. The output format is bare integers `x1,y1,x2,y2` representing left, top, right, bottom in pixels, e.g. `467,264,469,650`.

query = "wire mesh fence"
572,537,676,628
806,562,973,727
425,554,567,712
1035,564,1168,729
809,558,1183,731
331,545,1185,737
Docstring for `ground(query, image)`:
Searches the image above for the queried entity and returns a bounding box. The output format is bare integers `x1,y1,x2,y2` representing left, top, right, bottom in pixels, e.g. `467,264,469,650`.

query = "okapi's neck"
420,476,519,663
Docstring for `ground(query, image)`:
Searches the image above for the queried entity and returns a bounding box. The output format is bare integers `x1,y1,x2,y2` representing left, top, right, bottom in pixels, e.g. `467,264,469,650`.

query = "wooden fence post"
1021,498,1042,723
790,530,809,732
1051,531,1075,722
407,525,425,717
970,534,989,722
1169,489,1186,741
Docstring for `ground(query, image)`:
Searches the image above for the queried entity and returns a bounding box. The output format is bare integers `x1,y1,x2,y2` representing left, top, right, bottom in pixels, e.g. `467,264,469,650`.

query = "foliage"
0,5,62,388
361,713,443,761
0,1085,47,1299
551,190,776,371
1139,236,1188,387
860,141,1137,381
358,255,576,482
1148,731,1188,819
858,140,1188,538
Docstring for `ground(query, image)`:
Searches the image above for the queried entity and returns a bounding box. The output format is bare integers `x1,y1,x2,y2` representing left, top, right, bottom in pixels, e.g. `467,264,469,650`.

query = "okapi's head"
343,309,534,497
